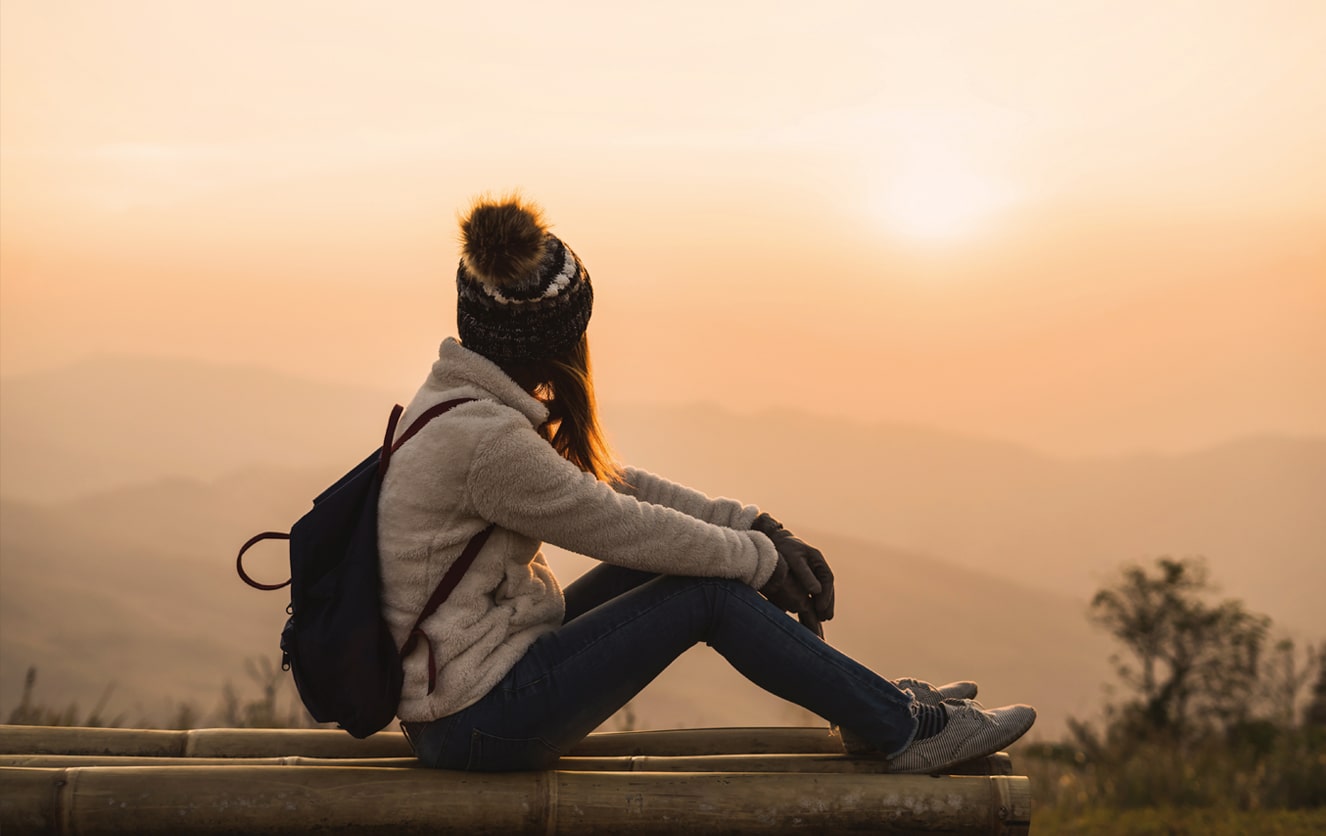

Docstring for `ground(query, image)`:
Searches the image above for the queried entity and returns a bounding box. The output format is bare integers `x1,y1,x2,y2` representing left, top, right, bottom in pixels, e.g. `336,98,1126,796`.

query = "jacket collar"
428,337,549,428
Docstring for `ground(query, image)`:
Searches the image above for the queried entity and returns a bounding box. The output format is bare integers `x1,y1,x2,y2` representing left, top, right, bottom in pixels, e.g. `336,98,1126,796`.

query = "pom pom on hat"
460,196,549,288
454,194,593,363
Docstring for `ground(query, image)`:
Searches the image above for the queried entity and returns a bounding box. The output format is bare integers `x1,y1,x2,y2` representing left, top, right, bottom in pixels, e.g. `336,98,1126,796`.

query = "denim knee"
662,574,753,597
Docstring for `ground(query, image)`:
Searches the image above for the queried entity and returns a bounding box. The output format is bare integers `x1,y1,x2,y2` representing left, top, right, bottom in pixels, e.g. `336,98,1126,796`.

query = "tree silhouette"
1089,556,1270,743
1307,646,1326,727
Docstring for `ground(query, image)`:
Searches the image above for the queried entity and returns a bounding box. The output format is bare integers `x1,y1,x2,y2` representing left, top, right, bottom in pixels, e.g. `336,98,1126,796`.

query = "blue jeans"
402,565,917,771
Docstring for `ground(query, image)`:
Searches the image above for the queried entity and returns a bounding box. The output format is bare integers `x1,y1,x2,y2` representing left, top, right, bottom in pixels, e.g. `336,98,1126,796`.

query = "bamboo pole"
1,765,1031,835
574,752,1014,777
0,754,423,768
0,725,412,759
0,751,1013,775
0,725,847,759
570,725,847,756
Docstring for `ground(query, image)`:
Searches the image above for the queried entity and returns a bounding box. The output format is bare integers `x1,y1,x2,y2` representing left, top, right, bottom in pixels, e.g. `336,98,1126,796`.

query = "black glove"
758,556,806,614
753,513,835,623
757,555,824,639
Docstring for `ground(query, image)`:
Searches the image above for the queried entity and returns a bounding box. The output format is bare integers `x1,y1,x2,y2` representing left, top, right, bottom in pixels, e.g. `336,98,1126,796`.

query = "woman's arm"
466,419,780,588
613,467,759,529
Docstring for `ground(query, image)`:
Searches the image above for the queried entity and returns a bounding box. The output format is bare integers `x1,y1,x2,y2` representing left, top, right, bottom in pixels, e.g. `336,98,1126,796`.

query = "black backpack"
236,399,493,738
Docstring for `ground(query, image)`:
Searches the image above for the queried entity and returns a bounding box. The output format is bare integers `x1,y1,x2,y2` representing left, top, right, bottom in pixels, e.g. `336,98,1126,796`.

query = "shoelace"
948,699,998,726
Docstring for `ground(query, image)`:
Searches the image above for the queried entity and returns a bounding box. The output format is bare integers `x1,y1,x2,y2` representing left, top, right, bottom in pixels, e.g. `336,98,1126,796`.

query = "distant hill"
0,355,400,502
0,474,320,726
543,525,1117,736
0,484,1111,737
2,355,1322,732
602,403,1326,635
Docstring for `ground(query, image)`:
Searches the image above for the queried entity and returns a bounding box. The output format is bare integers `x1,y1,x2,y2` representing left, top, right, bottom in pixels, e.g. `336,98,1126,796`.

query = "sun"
870,148,1015,243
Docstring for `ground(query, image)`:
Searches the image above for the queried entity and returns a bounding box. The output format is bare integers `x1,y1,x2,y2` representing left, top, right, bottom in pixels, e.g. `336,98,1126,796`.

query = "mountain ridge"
0,486,1111,737
2,354,1320,733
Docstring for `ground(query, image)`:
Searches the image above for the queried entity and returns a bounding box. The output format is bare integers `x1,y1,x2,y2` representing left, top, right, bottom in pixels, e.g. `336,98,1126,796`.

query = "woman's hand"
756,554,827,639
758,556,803,612
753,513,835,623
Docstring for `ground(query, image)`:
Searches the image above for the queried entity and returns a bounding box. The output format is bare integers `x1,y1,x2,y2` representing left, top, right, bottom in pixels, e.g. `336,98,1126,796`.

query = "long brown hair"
499,334,622,484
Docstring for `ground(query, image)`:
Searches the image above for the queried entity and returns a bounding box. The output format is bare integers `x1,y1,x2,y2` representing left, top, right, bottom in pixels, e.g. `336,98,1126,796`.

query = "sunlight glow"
872,147,1017,243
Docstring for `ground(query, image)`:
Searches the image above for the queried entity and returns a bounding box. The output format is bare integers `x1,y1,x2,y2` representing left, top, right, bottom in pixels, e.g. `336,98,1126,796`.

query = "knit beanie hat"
456,197,593,363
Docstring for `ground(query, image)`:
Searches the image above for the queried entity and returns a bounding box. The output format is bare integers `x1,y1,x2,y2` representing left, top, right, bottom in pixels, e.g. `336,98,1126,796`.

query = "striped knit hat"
455,196,593,363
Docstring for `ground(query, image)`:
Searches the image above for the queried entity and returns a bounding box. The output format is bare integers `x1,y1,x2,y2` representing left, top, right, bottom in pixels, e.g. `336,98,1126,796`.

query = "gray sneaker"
888,700,1036,774
894,678,979,705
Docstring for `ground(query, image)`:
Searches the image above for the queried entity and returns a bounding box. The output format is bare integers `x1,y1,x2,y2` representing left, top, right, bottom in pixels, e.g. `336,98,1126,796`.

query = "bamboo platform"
0,724,1031,834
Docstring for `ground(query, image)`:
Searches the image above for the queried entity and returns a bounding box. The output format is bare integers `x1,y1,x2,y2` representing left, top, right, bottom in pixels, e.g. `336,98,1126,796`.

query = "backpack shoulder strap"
400,522,496,695
383,395,492,694
378,397,477,479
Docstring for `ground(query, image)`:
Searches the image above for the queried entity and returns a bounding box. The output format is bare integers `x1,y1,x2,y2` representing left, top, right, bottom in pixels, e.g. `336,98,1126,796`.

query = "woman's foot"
894,677,979,705
888,700,1036,774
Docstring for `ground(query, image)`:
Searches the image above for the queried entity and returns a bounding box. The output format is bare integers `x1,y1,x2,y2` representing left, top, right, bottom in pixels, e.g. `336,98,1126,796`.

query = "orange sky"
2,0,1323,455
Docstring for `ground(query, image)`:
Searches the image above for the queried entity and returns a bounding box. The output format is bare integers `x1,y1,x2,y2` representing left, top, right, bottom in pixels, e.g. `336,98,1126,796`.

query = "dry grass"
1020,726,1326,833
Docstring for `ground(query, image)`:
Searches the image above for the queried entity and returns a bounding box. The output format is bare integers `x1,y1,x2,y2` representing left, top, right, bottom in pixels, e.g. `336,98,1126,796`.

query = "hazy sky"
2,0,1323,454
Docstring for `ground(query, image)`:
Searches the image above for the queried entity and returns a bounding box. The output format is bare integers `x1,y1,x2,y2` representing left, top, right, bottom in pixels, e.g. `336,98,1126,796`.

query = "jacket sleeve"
615,466,760,529
466,419,779,588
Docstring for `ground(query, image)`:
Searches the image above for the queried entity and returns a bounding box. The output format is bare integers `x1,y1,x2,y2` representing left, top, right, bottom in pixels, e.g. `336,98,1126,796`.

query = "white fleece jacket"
378,338,781,721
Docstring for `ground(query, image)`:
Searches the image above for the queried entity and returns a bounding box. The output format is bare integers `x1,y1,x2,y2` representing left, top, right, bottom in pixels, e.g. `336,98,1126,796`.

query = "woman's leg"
414,574,916,771
560,563,656,623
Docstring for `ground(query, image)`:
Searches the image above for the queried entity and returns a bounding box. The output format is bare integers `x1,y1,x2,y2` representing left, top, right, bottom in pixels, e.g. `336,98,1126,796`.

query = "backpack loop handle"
237,531,293,590
237,398,478,593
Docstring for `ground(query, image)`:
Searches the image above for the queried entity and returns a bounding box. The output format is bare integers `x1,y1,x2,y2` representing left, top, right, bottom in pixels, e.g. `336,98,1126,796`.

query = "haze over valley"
2,358,1320,737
